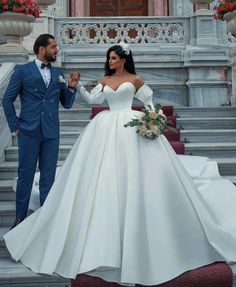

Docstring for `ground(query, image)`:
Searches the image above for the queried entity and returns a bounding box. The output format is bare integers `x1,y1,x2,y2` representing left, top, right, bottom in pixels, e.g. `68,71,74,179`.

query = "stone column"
153,0,168,16
169,0,193,16
70,0,84,17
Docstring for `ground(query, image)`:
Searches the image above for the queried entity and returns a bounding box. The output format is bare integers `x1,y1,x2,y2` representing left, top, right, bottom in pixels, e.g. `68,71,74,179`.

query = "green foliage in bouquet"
124,104,173,140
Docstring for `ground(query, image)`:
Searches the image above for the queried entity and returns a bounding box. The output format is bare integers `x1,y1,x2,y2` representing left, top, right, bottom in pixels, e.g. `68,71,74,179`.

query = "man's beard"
44,51,57,63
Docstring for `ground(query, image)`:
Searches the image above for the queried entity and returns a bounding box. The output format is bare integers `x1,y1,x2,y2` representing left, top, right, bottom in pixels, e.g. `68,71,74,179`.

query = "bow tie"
41,62,51,69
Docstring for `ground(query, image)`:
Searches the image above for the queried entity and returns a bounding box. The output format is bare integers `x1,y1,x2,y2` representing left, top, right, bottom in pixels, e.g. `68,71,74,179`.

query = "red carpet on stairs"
91,106,184,154
71,263,232,287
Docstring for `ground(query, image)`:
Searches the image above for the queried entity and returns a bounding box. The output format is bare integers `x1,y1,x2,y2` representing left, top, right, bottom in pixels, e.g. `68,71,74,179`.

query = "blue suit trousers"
16,131,59,219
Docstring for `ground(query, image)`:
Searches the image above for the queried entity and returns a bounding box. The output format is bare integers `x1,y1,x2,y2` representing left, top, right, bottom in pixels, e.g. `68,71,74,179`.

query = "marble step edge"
0,161,63,171
181,129,236,134
0,258,70,286
1,158,236,170
9,129,236,137
6,143,236,153
185,142,236,150
0,180,13,192
59,107,236,116
0,174,235,198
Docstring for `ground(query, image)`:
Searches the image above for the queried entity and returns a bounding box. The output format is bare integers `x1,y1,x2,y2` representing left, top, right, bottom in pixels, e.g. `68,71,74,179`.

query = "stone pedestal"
184,46,230,107
0,12,35,62
190,10,219,46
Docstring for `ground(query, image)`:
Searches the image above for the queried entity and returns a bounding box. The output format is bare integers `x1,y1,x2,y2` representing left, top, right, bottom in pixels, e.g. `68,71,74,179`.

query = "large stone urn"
189,0,214,13
223,10,236,36
0,12,35,53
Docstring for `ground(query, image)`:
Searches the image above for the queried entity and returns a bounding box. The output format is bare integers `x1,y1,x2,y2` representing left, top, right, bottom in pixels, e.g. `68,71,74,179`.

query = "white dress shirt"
35,58,51,88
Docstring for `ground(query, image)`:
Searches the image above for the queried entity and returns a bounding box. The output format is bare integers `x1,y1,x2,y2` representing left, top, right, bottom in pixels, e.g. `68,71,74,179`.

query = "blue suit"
2,61,76,219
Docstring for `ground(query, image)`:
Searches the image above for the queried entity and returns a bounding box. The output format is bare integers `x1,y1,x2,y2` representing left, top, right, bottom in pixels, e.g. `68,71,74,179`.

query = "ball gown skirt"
3,83,236,286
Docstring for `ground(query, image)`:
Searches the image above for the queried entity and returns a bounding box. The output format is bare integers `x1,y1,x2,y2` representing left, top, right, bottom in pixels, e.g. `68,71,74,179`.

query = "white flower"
149,111,158,120
58,75,66,83
145,130,153,138
119,42,130,55
158,109,163,116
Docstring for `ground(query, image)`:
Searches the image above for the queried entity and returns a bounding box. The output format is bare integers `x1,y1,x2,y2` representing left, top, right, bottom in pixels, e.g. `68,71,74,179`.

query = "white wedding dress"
4,82,236,286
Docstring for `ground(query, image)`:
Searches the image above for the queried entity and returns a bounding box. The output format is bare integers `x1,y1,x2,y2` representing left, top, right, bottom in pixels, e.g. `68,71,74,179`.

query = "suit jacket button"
41,112,44,115
34,88,38,92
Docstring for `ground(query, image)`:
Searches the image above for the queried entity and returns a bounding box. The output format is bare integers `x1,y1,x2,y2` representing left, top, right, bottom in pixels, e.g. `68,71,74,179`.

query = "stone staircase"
0,105,236,286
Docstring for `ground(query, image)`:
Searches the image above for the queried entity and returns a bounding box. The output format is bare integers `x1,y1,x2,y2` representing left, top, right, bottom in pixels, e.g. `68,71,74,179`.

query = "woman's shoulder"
132,75,144,90
100,76,110,86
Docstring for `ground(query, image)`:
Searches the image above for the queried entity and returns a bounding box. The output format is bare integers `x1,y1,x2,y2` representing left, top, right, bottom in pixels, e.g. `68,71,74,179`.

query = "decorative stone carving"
48,0,68,17
171,0,193,16
37,0,56,9
60,22,184,44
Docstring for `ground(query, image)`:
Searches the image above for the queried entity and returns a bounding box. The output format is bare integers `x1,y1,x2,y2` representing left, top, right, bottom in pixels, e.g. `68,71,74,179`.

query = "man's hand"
15,129,19,136
68,72,80,89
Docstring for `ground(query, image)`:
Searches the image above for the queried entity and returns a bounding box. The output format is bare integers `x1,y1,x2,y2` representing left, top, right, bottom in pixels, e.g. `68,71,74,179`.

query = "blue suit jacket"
2,61,76,139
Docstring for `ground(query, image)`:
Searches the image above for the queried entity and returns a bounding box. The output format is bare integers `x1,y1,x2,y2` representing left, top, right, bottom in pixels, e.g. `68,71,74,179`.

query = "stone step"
0,161,63,180
181,130,236,143
0,257,70,287
59,107,236,120
0,227,10,259
0,180,14,201
59,107,91,120
60,119,89,131
5,146,73,162
6,142,236,161
185,143,236,158
174,107,236,118
12,130,236,147
177,117,236,130
12,131,82,146
0,201,15,227
214,158,236,176
0,152,235,181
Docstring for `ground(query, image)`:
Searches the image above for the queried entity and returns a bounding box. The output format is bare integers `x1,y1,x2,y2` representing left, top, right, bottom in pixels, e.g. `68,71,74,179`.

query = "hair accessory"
118,42,130,55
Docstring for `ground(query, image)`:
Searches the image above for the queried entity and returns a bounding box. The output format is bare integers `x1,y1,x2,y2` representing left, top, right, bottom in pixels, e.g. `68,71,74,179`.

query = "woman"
3,43,236,286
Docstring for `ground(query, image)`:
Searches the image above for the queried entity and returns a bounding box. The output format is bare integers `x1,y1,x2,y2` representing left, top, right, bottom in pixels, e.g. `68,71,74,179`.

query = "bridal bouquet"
124,104,171,140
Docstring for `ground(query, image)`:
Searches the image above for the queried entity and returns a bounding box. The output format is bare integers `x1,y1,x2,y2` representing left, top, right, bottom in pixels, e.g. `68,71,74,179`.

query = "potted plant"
213,0,236,35
0,0,41,46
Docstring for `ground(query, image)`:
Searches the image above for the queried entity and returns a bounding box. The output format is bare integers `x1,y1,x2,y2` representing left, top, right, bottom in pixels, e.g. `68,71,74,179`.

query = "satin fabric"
4,83,236,286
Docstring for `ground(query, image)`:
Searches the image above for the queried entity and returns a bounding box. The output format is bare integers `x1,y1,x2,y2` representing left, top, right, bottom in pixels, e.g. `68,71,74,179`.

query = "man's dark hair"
33,34,55,55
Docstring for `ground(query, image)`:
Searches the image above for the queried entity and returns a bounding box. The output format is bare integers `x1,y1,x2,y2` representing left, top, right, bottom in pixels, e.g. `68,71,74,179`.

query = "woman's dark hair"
104,44,136,76
33,34,55,55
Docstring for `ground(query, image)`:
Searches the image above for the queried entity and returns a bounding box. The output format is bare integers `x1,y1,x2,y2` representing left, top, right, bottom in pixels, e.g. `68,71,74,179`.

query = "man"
2,34,79,229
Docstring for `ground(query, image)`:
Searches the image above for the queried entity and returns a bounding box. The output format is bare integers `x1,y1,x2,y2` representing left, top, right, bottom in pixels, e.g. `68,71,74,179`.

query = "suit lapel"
28,61,47,89
48,67,57,89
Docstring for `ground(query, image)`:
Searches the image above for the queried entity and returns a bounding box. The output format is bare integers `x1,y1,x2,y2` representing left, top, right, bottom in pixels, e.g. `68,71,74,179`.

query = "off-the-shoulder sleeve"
135,84,155,110
77,83,105,104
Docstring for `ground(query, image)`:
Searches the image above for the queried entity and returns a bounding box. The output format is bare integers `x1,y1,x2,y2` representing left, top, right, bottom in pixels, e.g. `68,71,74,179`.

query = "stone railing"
0,63,15,162
54,16,190,47
51,15,229,49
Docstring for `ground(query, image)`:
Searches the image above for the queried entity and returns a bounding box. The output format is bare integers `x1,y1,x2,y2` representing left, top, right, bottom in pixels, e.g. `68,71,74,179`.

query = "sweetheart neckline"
104,82,136,92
